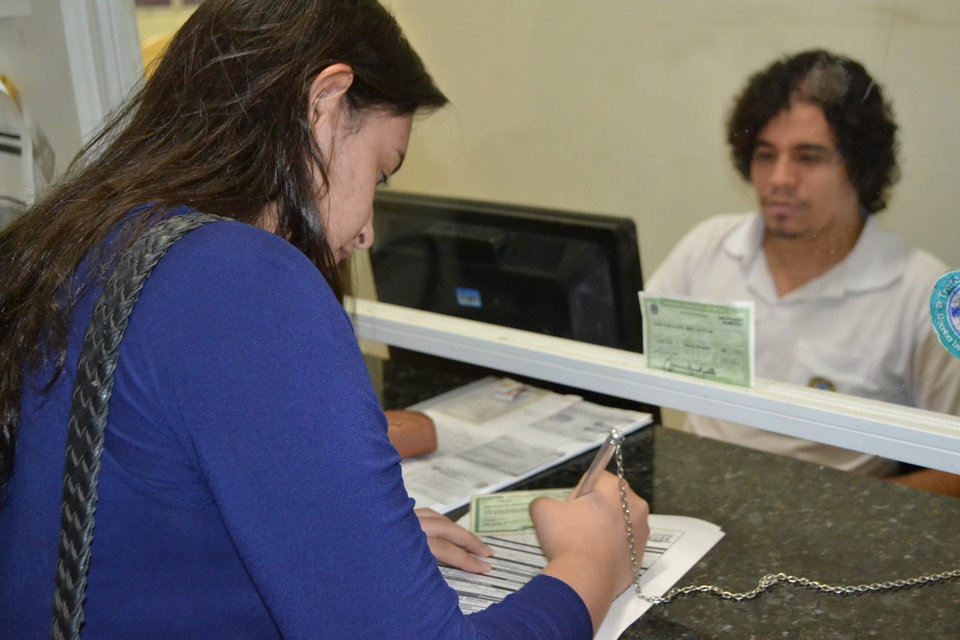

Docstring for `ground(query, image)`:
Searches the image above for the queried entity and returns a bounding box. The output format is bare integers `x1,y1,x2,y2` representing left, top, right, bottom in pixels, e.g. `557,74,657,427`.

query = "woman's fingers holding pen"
531,471,650,594
415,508,494,574
596,471,650,581
585,470,650,543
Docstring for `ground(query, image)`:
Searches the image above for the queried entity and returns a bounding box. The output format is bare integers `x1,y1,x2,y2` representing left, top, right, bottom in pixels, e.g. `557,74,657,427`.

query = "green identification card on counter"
640,294,754,388
469,488,572,536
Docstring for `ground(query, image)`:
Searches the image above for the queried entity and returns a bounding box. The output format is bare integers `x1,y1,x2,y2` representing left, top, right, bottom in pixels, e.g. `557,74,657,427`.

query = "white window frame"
350,298,960,474
60,0,143,143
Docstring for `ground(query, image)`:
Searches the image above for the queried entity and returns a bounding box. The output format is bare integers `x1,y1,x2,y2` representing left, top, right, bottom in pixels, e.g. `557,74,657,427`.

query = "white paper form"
400,377,653,514
444,514,725,640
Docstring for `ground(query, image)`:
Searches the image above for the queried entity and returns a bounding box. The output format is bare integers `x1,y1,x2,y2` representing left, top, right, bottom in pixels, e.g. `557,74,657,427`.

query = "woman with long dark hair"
0,2,649,638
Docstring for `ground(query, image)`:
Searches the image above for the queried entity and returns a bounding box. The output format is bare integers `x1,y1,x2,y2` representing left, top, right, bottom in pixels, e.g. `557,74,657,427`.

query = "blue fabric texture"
0,212,591,640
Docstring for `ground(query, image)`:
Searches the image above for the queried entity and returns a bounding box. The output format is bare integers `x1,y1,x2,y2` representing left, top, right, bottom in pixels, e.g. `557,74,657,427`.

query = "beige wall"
384,0,960,278
135,2,960,277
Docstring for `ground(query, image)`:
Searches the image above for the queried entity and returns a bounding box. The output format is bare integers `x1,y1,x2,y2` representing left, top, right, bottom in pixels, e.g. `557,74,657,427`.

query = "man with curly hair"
647,49,960,495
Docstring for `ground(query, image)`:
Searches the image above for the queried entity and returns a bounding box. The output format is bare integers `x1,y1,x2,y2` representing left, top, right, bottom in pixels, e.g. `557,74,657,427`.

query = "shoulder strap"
51,212,228,640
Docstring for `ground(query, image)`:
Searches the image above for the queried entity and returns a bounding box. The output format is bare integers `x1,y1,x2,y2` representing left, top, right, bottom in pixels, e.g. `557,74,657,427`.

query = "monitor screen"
370,191,645,353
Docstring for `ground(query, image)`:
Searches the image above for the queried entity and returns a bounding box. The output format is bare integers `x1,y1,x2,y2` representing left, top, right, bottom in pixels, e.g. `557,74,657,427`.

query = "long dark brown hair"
0,0,447,495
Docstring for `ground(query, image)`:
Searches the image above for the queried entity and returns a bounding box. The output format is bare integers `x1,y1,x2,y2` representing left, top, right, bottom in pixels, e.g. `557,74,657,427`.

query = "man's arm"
912,331,960,416
889,468,960,497
891,331,960,497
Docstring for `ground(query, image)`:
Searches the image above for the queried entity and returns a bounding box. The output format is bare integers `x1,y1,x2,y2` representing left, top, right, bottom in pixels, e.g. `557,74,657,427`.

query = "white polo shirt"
646,213,960,475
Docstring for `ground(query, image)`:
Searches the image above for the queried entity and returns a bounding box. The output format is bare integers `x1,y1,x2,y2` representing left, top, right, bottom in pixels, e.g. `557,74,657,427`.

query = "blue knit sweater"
0,214,590,640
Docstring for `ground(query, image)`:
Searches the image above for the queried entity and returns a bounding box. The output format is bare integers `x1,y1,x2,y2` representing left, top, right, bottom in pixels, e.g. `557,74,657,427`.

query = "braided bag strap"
52,213,228,640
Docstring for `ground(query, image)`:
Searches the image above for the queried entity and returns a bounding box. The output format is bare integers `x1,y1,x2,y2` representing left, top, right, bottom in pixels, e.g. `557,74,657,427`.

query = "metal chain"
612,443,960,605
615,440,642,592
640,569,960,605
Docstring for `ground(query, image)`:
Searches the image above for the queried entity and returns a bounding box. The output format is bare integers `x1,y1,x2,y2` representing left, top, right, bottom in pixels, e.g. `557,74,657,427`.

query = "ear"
307,63,356,132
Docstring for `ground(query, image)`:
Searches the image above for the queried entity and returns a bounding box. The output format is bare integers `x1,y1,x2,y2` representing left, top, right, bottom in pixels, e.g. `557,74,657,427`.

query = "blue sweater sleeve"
109,221,592,640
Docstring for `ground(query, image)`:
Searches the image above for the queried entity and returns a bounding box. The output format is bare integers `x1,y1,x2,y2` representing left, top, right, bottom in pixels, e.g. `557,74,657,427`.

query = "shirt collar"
721,213,765,262
837,216,906,293
721,212,906,301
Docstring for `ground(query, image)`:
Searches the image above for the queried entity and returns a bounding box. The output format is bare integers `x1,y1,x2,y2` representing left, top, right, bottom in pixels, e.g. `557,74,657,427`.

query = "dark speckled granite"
377,355,960,640
637,428,960,640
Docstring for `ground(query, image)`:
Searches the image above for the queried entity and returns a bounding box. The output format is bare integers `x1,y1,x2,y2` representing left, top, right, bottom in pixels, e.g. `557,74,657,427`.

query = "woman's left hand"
415,508,493,574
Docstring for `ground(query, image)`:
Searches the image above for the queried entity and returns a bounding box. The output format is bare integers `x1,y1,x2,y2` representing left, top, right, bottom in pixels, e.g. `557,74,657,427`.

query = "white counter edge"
348,298,960,474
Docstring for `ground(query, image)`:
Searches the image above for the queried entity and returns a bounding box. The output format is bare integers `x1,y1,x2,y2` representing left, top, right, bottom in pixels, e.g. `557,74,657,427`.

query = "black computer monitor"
370,191,645,353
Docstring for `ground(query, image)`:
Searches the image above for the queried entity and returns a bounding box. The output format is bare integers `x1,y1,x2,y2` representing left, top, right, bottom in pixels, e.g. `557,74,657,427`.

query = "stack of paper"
400,377,654,514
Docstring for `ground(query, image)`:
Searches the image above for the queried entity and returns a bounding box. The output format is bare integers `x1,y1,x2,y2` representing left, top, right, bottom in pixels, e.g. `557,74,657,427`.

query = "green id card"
469,488,572,536
639,294,754,388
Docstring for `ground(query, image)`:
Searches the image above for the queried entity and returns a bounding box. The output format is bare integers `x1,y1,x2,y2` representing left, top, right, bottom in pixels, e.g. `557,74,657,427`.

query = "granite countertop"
376,353,960,640
630,428,960,640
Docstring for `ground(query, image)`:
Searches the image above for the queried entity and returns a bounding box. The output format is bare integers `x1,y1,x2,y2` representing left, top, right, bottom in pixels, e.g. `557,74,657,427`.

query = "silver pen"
571,428,624,498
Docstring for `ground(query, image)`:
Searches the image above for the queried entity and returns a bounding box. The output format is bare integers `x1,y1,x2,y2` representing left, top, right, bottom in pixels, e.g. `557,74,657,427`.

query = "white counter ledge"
349,298,960,475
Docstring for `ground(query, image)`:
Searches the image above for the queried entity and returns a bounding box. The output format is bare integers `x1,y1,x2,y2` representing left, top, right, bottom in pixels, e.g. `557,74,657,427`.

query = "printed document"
400,377,653,514
445,512,724,640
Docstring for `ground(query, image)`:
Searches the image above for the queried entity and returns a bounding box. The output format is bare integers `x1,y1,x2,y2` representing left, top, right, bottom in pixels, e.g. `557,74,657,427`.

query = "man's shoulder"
669,212,757,255
687,212,754,238
679,212,761,262
862,221,950,285
902,245,951,287
647,213,757,294
903,242,949,273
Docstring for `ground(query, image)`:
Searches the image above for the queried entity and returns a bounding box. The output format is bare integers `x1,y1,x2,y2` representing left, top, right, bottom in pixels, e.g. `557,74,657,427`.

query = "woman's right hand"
530,471,650,632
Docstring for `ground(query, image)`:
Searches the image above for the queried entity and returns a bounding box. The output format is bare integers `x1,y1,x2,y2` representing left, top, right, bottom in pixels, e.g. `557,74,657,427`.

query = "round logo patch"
807,377,836,391
930,271,960,360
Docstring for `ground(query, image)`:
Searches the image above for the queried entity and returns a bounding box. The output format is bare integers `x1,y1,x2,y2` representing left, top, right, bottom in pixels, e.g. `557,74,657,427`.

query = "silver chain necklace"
611,439,960,605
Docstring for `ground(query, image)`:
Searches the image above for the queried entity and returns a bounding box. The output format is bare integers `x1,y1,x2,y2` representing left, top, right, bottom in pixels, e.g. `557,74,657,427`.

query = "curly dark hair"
726,49,899,215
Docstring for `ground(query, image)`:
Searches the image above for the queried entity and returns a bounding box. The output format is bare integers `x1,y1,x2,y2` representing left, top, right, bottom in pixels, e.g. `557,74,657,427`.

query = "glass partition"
130,2,960,470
